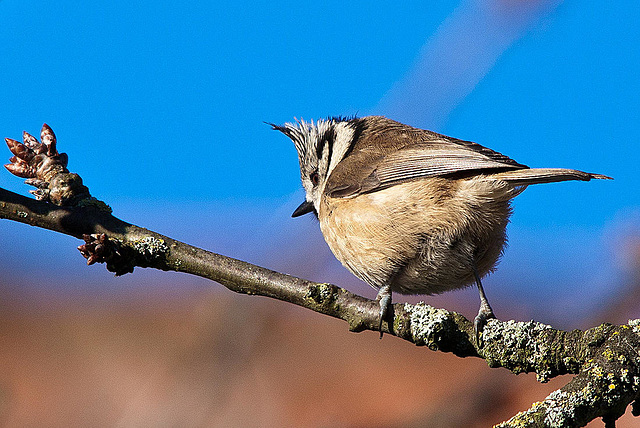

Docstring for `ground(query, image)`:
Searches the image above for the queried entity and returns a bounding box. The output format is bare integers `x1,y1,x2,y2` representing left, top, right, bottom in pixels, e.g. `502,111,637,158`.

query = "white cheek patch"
326,122,355,178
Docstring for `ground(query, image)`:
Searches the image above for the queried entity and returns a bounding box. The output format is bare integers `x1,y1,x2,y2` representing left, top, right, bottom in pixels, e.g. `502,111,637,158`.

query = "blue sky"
1,1,639,324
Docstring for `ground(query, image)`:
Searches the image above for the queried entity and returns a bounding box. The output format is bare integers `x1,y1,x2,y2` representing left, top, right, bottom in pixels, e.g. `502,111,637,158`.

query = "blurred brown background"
1,0,639,425
0,244,639,428
1,199,639,428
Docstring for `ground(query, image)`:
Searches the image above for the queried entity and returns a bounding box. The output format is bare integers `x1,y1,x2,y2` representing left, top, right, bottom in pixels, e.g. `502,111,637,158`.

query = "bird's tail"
490,168,612,186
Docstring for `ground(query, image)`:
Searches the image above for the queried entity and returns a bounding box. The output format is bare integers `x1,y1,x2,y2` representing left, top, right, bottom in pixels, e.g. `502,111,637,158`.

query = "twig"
2,124,640,427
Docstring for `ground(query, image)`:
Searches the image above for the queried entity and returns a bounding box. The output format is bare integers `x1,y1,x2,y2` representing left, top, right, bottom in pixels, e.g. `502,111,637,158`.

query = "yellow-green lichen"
590,365,604,378
543,389,578,427
587,324,610,347
628,319,640,335
305,283,336,307
132,236,169,259
481,319,555,380
407,303,453,350
76,197,112,213
602,347,615,361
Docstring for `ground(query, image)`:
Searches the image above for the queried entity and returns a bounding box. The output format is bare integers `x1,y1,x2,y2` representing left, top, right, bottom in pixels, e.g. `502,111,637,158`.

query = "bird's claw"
376,286,392,339
473,308,495,346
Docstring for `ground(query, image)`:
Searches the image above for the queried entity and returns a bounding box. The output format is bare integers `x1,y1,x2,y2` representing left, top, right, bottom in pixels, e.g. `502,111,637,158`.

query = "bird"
272,115,611,339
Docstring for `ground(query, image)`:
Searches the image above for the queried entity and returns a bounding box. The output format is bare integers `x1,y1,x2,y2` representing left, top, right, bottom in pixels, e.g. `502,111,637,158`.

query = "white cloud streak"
375,0,563,129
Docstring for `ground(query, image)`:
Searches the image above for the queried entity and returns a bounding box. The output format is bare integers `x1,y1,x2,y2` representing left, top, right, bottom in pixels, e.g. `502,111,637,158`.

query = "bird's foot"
375,285,392,339
473,306,495,346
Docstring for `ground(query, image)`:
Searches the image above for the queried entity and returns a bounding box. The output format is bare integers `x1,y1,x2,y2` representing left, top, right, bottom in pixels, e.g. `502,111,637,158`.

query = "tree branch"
2,125,639,427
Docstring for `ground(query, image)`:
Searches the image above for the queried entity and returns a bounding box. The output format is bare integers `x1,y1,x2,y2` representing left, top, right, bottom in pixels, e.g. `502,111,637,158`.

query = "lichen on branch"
2,123,640,427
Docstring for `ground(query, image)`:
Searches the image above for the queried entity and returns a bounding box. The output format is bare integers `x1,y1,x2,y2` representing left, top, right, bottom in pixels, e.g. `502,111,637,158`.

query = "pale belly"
318,177,515,295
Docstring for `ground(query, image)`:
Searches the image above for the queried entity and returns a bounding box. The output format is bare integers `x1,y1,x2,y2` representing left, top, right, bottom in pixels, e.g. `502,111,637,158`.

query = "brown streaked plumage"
273,115,611,339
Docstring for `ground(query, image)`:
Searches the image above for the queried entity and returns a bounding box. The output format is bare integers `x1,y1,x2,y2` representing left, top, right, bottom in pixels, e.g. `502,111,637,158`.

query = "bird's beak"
292,200,315,217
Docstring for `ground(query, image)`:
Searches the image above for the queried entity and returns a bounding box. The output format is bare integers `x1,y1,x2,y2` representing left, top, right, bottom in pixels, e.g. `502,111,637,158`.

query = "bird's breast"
317,177,514,295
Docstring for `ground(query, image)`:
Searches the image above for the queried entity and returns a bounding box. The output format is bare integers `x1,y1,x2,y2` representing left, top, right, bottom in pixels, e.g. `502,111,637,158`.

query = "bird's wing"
325,136,528,198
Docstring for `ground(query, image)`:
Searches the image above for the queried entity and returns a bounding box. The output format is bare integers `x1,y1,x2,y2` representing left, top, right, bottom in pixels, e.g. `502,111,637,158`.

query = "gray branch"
2,187,640,426
2,125,639,427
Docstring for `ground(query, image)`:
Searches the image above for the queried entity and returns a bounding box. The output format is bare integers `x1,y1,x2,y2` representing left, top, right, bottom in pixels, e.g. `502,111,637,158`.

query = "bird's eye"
310,172,320,186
